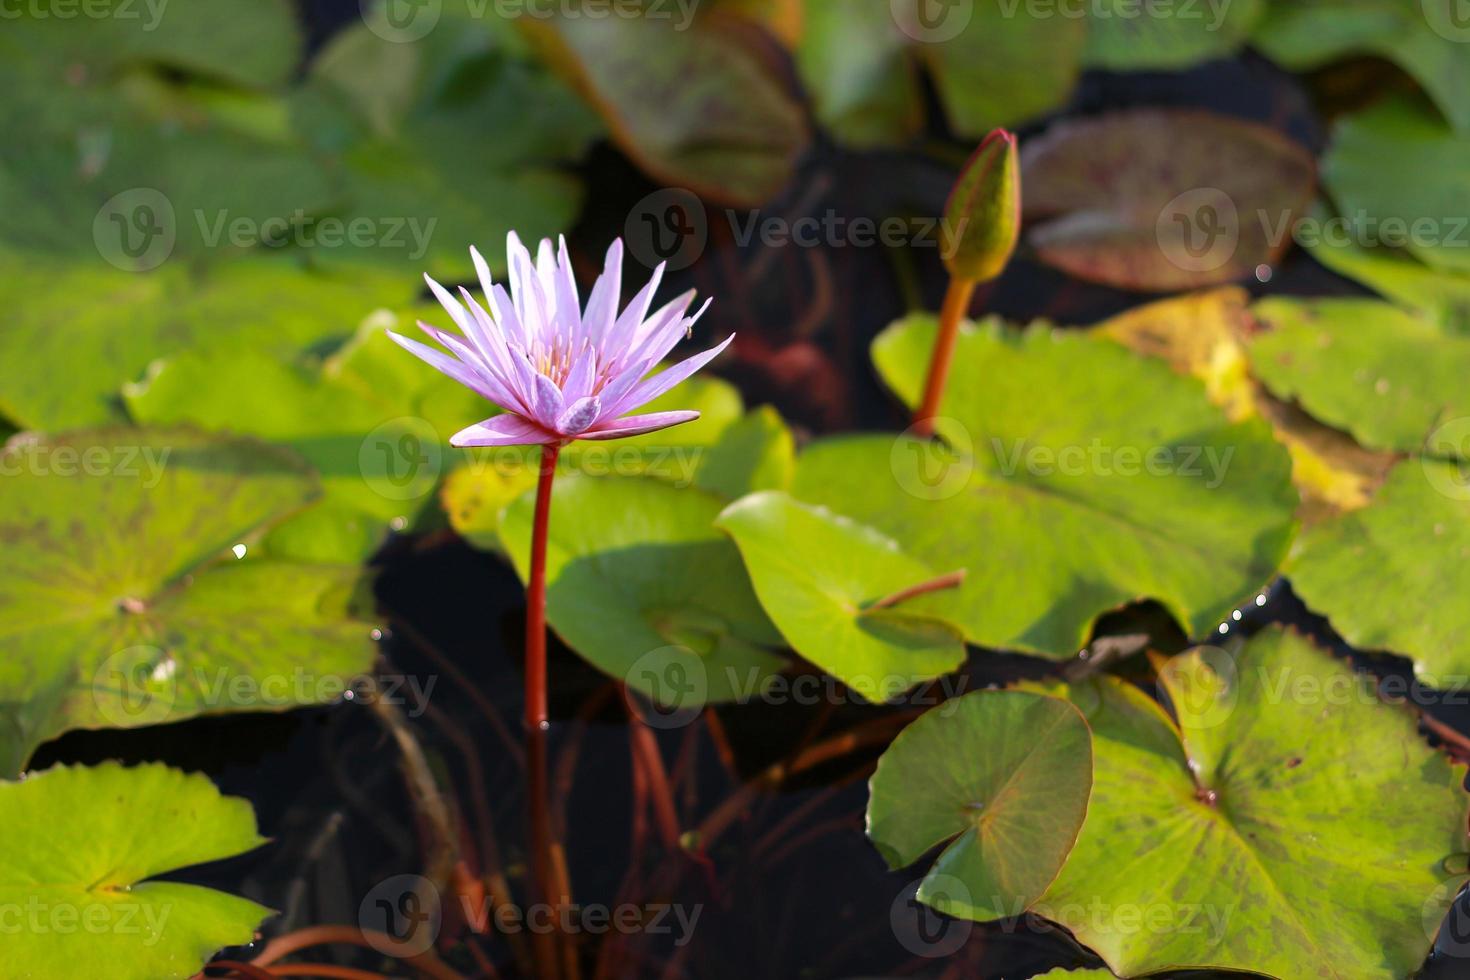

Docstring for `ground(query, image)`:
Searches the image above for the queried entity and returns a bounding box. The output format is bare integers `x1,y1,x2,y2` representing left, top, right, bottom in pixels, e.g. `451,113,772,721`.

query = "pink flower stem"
913,276,978,437
526,441,561,732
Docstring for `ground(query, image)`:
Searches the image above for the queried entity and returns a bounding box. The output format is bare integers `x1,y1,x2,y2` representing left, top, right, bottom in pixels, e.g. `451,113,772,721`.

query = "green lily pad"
691,404,795,499
794,0,920,147
500,474,786,709
441,379,784,551
1321,98,1470,274
519,8,807,205
1022,109,1316,291
1289,458,1470,682
0,429,379,774
790,315,1297,657
1030,627,1469,977
1254,0,1470,134
0,0,301,91
0,252,414,431
124,310,484,562
1083,0,1264,70
1026,972,1115,980
0,35,335,263
914,2,1084,139
1309,237,1470,335
1,762,272,980
295,12,600,282
867,690,1092,920
716,492,967,699
1249,296,1470,457
796,0,1081,147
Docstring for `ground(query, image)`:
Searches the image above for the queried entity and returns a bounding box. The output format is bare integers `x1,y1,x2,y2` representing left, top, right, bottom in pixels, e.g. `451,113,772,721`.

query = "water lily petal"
557,396,602,435
387,331,512,409
451,414,560,447
581,239,623,345
605,260,665,354
603,334,734,420
530,372,564,429
580,409,701,440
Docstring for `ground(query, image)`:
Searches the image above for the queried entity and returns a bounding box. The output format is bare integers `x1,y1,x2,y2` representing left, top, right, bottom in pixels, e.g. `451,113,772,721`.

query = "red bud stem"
913,276,978,437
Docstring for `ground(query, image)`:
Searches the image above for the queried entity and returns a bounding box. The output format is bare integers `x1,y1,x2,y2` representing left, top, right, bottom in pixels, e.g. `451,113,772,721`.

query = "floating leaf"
0,429,379,773
790,315,1297,657
1092,287,1257,422
1250,297,1470,457
717,492,967,699
441,378,781,551
520,9,807,205
1254,0,1470,133
867,691,1092,919
125,311,483,562
794,0,920,146
1026,972,1115,980
1289,458,1470,682
1309,238,1470,335
913,1,1084,139
0,0,301,91
1094,289,1396,522
0,19,334,263
1022,109,1316,291
1,762,271,980
1083,0,1264,70
1030,627,1469,977
295,13,601,282
0,253,414,431
500,474,786,708
694,405,796,499
1321,98,1470,274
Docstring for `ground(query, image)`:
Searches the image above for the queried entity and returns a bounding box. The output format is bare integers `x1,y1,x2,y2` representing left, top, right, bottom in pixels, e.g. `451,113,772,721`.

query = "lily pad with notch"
0,429,380,774
866,689,1093,921
500,473,786,710
717,491,968,700
0,761,273,980
791,314,1298,657
1027,627,1469,977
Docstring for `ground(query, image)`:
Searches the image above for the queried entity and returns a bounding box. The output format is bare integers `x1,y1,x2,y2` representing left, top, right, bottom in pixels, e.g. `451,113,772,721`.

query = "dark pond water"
31,6,1470,977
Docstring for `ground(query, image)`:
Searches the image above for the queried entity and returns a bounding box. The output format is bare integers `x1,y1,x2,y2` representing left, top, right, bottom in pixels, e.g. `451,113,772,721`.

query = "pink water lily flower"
390,234,732,447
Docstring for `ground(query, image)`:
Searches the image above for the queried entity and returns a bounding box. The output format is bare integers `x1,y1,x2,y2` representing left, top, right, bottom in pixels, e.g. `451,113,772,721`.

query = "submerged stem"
913,276,978,437
526,442,562,731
